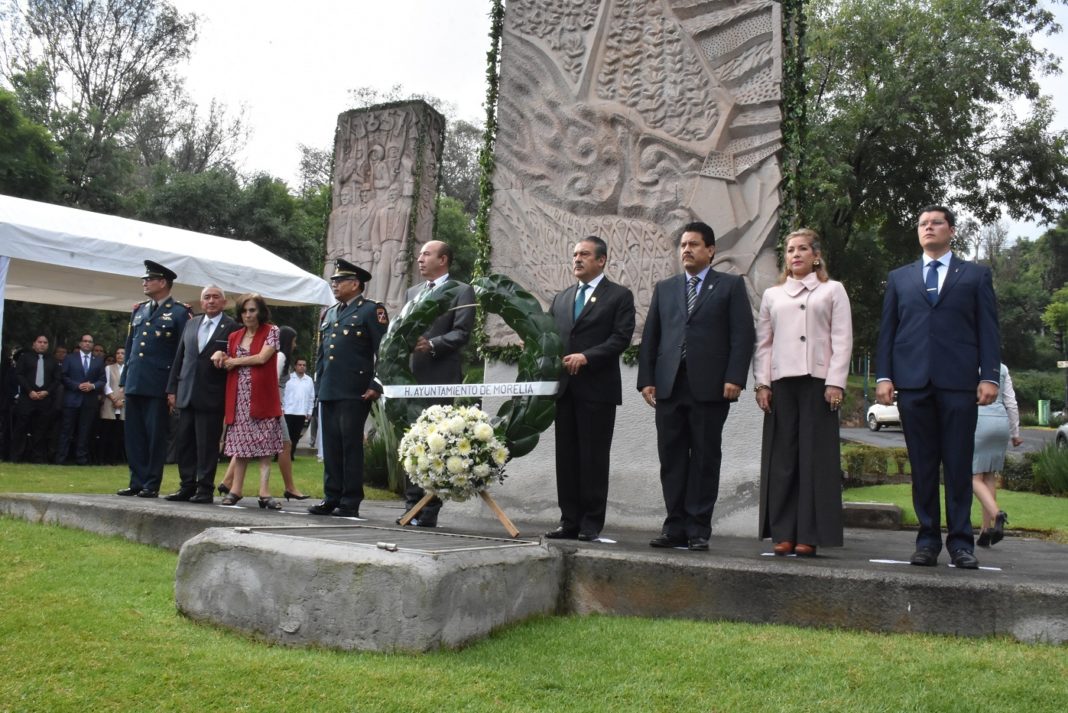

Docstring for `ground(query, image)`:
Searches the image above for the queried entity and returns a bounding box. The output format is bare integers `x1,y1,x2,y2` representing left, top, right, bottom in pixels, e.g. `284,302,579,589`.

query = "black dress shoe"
136,489,159,498
188,492,214,504
951,550,979,569
909,548,939,566
164,489,195,502
308,501,339,516
649,534,688,548
116,487,140,496
544,527,579,540
688,537,710,551
332,507,360,518
577,531,598,542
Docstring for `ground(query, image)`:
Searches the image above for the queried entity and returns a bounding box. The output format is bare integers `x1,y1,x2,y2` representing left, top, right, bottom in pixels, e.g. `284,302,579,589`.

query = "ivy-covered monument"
466,0,789,536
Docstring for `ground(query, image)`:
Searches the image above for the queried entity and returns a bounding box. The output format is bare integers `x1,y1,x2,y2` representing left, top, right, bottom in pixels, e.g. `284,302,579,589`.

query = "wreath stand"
398,491,520,538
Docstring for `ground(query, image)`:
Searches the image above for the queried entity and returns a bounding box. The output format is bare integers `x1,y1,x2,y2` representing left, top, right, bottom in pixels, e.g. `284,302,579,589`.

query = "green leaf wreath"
376,274,562,468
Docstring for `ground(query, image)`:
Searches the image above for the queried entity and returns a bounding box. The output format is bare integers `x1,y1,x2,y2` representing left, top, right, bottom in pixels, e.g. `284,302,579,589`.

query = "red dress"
224,325,283,458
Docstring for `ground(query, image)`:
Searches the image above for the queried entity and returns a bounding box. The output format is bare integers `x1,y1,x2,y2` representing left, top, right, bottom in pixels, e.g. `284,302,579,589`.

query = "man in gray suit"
637,221,755,551
164,285,238,503
401,240,476,527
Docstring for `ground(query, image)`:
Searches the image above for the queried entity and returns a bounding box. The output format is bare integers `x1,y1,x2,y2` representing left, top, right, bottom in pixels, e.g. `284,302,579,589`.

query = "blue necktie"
926,260,942,305
574,284,588,320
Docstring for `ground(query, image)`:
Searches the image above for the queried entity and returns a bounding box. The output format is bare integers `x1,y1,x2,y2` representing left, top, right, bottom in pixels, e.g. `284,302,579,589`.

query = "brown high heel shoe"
794,543,817,557
773,541,795,556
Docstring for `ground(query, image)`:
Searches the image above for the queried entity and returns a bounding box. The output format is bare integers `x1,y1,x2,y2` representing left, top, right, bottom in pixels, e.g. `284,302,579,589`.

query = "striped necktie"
686,275,700,314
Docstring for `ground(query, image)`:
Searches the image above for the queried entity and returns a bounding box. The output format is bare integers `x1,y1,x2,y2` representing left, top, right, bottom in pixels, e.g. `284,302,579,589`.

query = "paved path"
843,426,1055,453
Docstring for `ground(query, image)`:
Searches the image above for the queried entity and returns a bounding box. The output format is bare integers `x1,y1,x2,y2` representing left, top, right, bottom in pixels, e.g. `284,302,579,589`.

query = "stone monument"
460,0,785,537
326,101,445,315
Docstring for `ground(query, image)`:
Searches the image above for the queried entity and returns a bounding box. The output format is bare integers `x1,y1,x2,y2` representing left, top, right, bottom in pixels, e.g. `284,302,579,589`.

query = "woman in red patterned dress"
211,293,284,509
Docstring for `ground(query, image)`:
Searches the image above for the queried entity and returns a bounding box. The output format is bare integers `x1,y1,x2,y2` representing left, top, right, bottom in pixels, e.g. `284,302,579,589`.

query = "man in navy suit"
165,285,238,503
637,221,756,551
876,205,1000,569
55,334,106,465
118,260,191,498
546,236,635,541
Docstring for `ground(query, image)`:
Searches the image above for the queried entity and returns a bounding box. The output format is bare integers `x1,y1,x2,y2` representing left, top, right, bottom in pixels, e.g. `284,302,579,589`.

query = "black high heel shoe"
217,483,230,496
990,511,1008,545
284,490,310,501
977,529,991,547
258,496,282,510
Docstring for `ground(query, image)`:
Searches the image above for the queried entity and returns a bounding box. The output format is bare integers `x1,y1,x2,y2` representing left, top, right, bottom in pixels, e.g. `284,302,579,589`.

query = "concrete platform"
2,493,1066,646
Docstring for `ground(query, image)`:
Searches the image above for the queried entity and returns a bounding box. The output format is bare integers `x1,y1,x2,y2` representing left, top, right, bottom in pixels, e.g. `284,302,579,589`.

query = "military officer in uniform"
309,259,389,518
118,260,191,497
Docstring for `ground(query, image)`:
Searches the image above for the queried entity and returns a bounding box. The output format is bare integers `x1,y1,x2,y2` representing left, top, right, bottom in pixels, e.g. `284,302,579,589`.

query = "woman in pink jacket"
753,229,853,556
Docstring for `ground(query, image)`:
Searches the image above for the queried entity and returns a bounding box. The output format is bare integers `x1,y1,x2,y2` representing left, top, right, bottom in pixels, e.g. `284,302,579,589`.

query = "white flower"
427,433,446,453
473,422,494,442
457,438,472,456
446,416,466,434
446,455,466,474
492,446,509,466
473,463,490,479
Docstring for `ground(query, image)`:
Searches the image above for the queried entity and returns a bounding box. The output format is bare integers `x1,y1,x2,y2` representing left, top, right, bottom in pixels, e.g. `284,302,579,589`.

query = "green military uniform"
315,282,389,514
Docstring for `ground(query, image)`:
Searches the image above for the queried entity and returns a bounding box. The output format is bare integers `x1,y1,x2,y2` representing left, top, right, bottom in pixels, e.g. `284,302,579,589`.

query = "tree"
0,85,58,198
1043,285,1068,358
2,0,199,209
439,119,483,215
801,0,1068,354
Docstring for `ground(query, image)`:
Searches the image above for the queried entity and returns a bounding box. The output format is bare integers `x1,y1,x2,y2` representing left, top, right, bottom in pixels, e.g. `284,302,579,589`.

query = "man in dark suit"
545,236,635,542
118,260,191,498
56,334,106,465
637,221,756,551
164,285,238,503
309,259,389,518
11,335,61,463
876,205,1000,570
399,240,476,527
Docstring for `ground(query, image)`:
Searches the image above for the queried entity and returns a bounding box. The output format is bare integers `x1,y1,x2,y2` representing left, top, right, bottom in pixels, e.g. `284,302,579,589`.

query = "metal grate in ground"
234,524,541,555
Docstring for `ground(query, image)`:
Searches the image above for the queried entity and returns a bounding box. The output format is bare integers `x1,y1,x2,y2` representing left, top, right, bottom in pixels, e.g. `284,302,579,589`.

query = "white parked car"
866,402,900,431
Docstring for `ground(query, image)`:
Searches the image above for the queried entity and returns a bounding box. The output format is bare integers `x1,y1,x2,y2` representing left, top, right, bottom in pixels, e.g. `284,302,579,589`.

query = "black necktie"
926,260,942,305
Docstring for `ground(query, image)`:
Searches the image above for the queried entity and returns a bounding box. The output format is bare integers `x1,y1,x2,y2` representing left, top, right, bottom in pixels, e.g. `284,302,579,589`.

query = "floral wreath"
397,404,509,500
377,273,562,461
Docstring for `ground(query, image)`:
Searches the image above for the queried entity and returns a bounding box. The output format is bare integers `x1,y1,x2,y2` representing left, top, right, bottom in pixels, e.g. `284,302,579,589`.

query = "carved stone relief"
326,101,445,315
489,0,784,343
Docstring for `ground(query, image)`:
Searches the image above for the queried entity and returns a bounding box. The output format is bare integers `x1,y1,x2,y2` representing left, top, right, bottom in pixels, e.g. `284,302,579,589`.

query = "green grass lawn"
1,517,1066,712
0,458,396,500
846,484,1068,541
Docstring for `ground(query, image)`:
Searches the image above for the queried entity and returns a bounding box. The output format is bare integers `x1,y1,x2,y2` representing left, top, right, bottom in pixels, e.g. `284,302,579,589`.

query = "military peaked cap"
330,258,372,283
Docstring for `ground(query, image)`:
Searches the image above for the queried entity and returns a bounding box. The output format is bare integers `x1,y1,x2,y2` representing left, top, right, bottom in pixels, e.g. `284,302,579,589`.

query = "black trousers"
174,406,225,493
124,394,169,492
760,376,843,547
898,384,978,554
655,368,730,540
56,398,99,464
553,391,616,535
11,398,52,463
320,398,371,511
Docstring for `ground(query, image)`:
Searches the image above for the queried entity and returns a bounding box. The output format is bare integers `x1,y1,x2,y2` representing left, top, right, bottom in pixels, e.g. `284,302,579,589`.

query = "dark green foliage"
1002,453,1037,492
1011,370,1066,412
0,88,59,199
1033,444,1068,496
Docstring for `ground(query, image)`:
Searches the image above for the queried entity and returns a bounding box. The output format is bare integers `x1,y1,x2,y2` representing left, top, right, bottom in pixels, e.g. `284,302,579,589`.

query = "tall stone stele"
325,101,446,315
462,0,785,537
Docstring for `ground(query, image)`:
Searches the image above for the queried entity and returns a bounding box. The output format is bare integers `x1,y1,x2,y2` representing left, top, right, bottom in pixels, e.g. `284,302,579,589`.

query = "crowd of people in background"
2,334,128,466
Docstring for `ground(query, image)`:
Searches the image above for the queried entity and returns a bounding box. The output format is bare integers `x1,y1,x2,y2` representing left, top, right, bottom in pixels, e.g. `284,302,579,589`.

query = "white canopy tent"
0,194,333,337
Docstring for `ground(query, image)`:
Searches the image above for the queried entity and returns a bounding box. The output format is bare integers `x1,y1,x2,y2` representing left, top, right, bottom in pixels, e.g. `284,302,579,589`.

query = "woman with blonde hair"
753,229,853,556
